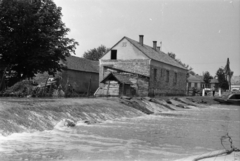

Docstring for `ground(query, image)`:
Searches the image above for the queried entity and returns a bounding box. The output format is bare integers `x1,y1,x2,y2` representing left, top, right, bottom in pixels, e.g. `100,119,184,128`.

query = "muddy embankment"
0,96,214,136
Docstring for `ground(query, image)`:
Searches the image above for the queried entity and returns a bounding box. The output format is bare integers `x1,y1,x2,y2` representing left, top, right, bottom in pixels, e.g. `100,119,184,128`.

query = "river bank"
0,96,239,161
0,96,217,136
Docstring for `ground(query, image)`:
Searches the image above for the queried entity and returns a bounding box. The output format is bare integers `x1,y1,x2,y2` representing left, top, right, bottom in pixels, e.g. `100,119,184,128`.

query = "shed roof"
64,56,99,73
101,72,133,84
124,37,187,70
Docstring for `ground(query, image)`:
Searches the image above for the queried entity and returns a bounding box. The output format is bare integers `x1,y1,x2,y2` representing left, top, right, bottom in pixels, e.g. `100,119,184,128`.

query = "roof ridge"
69,55,98,63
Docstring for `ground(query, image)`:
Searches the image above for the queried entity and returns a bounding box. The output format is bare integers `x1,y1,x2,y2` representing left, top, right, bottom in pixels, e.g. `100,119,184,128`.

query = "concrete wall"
149,60,187,96
60,70,99,94
101,38,148,60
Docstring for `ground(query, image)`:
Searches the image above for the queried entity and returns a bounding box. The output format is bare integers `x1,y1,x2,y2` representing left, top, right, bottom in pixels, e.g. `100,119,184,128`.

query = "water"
0,104,239,161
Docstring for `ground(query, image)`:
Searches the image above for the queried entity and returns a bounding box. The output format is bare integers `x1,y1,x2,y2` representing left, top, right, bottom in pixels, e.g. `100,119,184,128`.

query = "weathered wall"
129,75,149,96
60,70,99,94
101,38,148,60
99,59,150,84
102,81,120,96
149,60,187,96
96,73,149,97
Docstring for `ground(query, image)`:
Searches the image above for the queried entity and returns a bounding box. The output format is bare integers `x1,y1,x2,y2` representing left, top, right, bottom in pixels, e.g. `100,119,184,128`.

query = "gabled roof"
124,37,187,70
101,72,133,84
64,56,99,73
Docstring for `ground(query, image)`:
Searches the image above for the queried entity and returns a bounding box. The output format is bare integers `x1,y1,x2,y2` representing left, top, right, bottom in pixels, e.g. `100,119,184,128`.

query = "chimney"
153,41,157,51
139,35,144,46
158,41,162,52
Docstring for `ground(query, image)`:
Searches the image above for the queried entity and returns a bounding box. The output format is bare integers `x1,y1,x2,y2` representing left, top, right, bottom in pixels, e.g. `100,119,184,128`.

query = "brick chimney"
139,35,144,46
157,46,160,51
153,41,157,51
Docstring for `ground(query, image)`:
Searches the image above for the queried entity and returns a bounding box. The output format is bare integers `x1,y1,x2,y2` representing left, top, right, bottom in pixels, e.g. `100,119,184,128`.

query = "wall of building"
60,70,99,95
187,82,203,89
129,75,149,96
149,60,187,96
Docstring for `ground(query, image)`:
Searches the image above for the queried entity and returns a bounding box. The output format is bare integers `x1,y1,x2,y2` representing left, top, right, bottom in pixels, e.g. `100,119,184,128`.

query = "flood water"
0,104,240,161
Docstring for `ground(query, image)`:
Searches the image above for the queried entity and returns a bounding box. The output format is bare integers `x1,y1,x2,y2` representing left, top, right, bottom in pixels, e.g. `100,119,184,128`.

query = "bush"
3,80,36,97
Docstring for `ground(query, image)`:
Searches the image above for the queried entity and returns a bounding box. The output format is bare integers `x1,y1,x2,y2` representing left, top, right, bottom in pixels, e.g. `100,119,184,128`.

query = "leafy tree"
0,0,78,82
167,52,195,75
216,68,229,90
203,71,213,88
83,45,109,61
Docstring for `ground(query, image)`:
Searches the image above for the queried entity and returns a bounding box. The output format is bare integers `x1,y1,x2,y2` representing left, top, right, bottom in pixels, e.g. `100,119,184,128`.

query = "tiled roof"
112,73,133,84
125,37,187,70
188,75,219,84
101,72,133,84
64,56,99,73
187,75,204,82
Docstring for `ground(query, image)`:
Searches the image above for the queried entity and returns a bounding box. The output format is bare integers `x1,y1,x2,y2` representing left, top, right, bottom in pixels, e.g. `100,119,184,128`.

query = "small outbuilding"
99,72,134,96
34,56,99,96
60,56,99,95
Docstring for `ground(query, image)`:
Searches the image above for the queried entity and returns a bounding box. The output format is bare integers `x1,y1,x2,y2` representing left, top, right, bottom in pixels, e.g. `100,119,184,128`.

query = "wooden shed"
98,72,136,96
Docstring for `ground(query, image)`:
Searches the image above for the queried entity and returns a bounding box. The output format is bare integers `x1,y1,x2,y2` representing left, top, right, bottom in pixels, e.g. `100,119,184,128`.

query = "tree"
203,71,213,88
224,58,233,90
0,0,78,82
216,68,229,90
167,52,196,75
83,45,109,61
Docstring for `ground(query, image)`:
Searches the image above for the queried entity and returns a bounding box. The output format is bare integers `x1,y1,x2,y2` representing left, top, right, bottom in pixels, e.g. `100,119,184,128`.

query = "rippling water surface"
0,105,239,161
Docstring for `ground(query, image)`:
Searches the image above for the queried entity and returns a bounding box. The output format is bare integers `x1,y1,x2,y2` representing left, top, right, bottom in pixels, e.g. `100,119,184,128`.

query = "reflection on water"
0,105,239,161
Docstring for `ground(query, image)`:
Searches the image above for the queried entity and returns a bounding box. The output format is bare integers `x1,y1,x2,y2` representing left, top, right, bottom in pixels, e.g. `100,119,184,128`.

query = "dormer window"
111,50,117,60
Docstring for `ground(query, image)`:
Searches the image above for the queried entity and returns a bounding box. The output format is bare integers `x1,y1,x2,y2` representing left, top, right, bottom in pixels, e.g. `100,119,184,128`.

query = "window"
174,72,177,85
111,50,117,60
154,68,157,81
166,70,169,82
122,42,127,47
160,69,163,77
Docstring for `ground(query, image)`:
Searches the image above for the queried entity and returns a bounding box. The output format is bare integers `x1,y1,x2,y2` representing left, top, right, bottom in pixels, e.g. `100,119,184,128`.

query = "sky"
54,0,240,76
